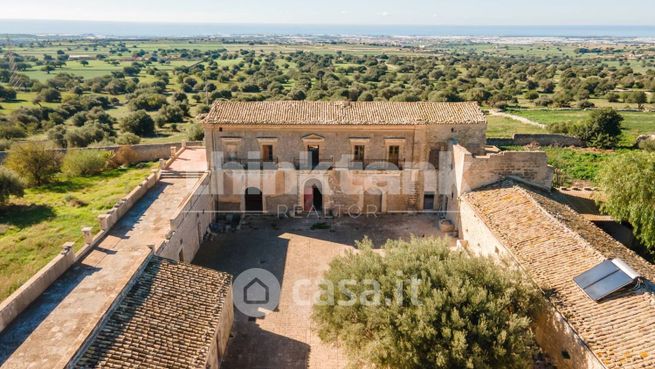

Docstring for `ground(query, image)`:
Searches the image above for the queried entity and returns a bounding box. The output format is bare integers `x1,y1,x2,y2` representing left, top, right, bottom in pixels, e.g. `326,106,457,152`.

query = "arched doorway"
245,187,263,212
303,180,323,212
363,187,382,214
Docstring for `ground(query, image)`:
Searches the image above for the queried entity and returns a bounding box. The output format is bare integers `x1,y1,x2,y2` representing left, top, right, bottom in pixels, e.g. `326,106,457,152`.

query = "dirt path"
489,110,546,129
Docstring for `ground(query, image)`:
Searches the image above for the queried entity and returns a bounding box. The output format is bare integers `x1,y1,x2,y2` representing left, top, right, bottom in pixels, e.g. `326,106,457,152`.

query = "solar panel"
573,259,640,302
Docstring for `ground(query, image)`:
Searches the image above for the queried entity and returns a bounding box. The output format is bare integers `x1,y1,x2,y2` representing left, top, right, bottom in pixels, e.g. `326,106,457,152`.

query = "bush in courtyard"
62,149,111,177
109,145,139,167
186,123,204,141
119,110,155,137
312,236,541,369
116,132,141,145
5,141,62,186
0,166,24,204
597,151,655,250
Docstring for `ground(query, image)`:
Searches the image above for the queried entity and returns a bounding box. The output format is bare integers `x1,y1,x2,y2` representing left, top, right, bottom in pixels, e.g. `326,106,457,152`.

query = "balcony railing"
345,159,404,171
221,158,404,170
222,158,279,170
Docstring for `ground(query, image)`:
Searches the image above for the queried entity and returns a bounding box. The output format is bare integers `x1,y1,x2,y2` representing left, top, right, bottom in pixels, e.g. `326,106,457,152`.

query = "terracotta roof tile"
462,181,655,369
204,101,485,126
73,256,232,369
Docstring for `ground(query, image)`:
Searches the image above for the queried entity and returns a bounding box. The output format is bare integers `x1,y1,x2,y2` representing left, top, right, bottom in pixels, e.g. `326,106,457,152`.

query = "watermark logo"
233,268,281,318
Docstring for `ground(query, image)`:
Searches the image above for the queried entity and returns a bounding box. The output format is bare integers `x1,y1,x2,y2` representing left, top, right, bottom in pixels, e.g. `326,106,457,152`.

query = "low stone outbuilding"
459,180,655,369
72,255,233,369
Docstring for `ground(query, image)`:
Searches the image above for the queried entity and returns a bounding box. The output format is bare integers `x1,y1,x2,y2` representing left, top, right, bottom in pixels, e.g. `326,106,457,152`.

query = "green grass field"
503,145,615,185
510,110,655,145
0,163,155,300
485,115,547,137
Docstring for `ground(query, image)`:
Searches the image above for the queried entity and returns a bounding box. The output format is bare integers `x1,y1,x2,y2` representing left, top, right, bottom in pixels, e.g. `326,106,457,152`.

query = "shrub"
5,141,62,186
62,149,111,176
0,166,24,204
36,87,61,103
109,145,139,167
64,123,107,148
116,132,141,145
119,110,155,137
638,138,655,152
128,93,167,111
0,122,27,140
548,121,577,134
0,139,12,151
0,85,17,101
157,104,186,123
186,123,204,141
47,125,68,147
577,100,595,109
312,237,541,369
572,108,623,149
195,103,210,114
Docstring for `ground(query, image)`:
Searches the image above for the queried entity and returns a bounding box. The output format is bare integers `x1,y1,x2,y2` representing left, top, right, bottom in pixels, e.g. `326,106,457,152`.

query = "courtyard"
192,213,446,369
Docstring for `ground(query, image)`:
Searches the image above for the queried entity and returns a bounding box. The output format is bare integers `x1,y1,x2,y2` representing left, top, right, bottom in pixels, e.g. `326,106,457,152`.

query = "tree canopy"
312,236,541,369
574,108,624,148
597,151,655,250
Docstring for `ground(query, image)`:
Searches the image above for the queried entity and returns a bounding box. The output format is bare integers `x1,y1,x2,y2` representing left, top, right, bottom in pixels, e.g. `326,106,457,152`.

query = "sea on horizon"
0,19,654,38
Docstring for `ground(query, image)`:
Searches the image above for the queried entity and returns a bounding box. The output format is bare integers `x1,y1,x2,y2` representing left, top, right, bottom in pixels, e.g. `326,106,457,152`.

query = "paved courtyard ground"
193,214,445,369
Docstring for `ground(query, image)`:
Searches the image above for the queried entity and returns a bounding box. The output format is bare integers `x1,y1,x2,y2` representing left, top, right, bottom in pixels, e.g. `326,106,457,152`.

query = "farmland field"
0,163,155,300
510,110,655,145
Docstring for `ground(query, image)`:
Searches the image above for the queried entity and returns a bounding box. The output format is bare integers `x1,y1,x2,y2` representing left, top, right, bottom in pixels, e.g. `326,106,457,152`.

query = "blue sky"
2,0,654,25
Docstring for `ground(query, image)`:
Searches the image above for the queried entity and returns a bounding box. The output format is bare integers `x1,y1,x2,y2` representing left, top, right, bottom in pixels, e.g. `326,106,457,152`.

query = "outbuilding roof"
462,180,655,369
73,256,232,368
204,101,485,126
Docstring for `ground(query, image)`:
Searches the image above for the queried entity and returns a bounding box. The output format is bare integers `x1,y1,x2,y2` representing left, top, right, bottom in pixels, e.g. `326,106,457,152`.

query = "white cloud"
378,11,390,17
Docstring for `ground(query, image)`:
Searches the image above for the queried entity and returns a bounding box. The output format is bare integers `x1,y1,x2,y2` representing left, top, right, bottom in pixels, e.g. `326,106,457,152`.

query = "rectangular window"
226,144,237,160
388,145,400,165
262,145,273,161
353,145,365,162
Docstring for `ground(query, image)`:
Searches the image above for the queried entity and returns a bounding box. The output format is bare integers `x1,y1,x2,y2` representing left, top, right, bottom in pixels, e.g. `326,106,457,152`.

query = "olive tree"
312,237,541,369
573,108,624,148
5,142,62,186
119,110,155,137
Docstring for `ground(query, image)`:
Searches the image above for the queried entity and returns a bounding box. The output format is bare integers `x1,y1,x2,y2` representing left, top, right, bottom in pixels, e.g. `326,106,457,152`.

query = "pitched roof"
73,256,232,369
461,180,655,369
204,101,485,126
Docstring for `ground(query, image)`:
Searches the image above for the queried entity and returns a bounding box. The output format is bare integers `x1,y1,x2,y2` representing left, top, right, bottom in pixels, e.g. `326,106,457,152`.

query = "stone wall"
0,141,203,164
205,288,234,369
98,170,160,231
452,144,553,195
426,123,487,155
213,168,422,215
458,198,605,369
0,244,76,333
158,172,215,261
487,134,583,147
206,125,420,168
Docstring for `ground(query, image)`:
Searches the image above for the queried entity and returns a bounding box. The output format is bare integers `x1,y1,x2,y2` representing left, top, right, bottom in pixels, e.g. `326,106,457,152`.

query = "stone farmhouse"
0,101,653,369
203,101,551,216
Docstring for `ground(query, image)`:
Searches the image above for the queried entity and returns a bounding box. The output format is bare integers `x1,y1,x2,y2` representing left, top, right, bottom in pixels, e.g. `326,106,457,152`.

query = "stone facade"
203,102,489,215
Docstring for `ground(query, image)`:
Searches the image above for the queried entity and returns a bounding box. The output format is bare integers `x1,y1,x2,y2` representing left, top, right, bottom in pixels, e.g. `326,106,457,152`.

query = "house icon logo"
244,277,269,304
233,268,280,318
